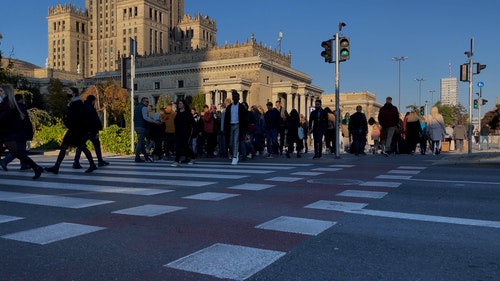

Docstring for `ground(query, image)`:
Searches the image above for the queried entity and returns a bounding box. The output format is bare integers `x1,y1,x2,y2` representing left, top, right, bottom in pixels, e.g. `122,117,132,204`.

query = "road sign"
477,81,484,88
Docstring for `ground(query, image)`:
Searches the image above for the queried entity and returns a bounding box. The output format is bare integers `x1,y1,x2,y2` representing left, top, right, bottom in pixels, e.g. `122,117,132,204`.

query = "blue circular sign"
477,81,484,88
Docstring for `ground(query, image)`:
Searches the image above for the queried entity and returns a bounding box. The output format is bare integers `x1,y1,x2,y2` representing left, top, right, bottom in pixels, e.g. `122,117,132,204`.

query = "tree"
46,78,68,119
104,79,129,127
482,104,500,131
191,92,206,113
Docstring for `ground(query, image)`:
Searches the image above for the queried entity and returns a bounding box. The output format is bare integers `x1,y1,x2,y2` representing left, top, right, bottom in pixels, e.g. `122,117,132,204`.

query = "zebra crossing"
0,157,426,280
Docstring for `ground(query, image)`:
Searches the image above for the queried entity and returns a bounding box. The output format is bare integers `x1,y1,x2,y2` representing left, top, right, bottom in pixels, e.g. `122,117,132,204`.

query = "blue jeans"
265,129,278,155
135,127,147,159
2,140,29,168
229,124,240,158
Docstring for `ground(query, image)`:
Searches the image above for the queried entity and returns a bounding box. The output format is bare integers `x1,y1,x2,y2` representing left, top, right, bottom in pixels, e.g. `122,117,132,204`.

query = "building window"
134,84,138,91
178,80,184,88
154,82,160,89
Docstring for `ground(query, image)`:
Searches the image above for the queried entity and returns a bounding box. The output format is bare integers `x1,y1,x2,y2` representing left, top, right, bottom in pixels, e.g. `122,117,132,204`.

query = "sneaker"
72,162,83,169
98,161,110,167
231,157,239,165
145,155,154,162
188,159,195,165
266,153,273,159
135,158,145,163
170,161,179,167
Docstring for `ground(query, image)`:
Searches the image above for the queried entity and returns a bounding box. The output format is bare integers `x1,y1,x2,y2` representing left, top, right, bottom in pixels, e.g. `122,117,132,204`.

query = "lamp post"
415,78,425,106
392,56,408,109
428,90,436,106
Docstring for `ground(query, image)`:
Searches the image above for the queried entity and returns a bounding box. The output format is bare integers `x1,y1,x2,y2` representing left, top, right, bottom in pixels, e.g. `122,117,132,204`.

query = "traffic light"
460,64,468,82
419,106,425,116
473,99,478,109
475,63,487,74
321,40,333,63
338,37,350,61
482,99,488,105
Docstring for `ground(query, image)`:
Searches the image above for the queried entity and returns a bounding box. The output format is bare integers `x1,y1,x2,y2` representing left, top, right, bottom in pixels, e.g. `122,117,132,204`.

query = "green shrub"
100,125,133,155
32,120,67,150
32,123,133,155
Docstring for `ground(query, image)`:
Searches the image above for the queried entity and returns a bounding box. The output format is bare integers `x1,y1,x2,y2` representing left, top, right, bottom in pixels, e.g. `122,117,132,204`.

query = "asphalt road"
0,150,499,280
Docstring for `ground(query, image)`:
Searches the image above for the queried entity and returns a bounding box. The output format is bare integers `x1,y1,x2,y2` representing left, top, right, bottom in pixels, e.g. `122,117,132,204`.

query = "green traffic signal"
473,99,478,109
339,37,350,61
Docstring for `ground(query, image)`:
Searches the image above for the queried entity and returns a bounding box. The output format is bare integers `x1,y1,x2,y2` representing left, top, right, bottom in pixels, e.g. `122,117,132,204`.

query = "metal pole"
334,32,340,159
130,53,135,153
416,78,424,106
398,60,401,109
478,87,482,150
467,37,474,154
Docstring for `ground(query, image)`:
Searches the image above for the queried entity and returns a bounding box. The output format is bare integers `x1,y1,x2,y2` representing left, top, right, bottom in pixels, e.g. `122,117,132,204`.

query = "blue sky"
1,0,499,113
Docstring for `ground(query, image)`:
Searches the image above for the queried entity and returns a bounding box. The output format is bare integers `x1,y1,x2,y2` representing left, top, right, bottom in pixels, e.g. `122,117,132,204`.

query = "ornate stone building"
47,0,323,116
322,90,383,120
94,36,322,115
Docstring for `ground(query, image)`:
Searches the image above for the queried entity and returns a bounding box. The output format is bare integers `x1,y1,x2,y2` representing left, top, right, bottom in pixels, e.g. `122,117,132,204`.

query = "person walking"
45,87,97,174
160,103,176,158
308,99,328,159
480,124,491,150
263,101,281,158
203,104,217,158
378,96,400,156
285,109,303,158
367,117,381,154
171,99,196,166
348,105,368,156
72,95,109,169
324,107,336,154
299,114,309,154
275,100,288,155
426,106,446,155
341,112,350,153
0,85,43,179
224,90,248,165
403,111,422,154
134,97,158,162
1,93,34,170
453,120,467,153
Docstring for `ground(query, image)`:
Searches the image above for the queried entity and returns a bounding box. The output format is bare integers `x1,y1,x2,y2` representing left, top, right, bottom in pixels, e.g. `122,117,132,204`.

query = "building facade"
322,90,383,121
93,37,322,116
440,77,458,105
46,0,323,117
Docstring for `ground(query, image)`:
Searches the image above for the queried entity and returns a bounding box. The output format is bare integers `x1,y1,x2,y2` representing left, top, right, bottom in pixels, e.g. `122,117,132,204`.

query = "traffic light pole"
478,87,482,150
466,37,474,155
334,28,342,159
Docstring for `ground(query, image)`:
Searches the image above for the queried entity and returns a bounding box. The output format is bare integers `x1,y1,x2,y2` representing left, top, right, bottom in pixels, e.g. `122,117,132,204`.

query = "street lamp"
415,78,425,106
392,56,408,109
428,90,436,106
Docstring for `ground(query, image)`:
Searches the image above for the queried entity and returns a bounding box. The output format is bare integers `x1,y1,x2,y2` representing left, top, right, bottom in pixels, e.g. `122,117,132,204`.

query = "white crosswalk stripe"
0,160,314,246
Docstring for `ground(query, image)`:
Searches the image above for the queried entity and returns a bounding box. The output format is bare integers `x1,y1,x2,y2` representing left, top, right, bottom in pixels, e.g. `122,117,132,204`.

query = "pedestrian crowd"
0,85,109,180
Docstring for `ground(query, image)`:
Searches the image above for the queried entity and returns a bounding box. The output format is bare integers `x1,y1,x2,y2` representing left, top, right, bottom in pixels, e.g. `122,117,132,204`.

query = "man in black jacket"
348,105,368,156
308,99,328,159
45,87,97,174
224,90,248,165
72,94,109,169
